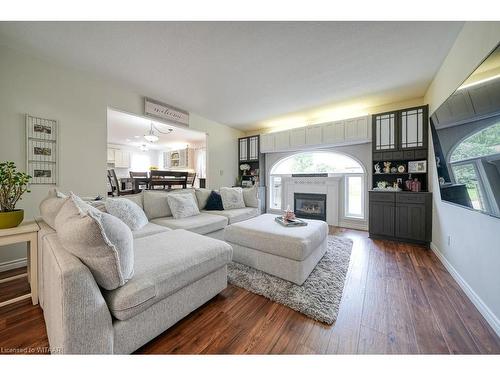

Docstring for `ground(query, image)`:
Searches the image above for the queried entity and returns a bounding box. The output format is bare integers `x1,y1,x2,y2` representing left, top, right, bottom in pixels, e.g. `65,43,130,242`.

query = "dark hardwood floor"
1,228,499,354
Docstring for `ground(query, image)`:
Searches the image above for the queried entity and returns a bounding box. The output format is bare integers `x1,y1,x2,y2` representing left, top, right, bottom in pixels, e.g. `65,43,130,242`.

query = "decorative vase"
0,209,24,229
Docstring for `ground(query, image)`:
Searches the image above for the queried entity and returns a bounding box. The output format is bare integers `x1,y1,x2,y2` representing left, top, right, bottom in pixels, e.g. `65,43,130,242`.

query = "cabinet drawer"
369,192,395,203
415,149,428,159
403,150,415,160
396,193,427,204
382,152,393,160
392,151,403,160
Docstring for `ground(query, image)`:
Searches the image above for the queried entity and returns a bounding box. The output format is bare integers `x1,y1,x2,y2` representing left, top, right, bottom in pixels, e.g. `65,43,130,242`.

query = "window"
345,175,364,218
269,151,365,219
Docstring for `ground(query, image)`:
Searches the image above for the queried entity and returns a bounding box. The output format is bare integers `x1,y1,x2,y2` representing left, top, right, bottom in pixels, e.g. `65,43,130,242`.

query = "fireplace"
294,193,327,221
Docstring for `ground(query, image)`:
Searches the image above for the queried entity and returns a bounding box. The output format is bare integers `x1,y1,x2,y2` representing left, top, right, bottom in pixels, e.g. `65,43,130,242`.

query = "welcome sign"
144,97,189,126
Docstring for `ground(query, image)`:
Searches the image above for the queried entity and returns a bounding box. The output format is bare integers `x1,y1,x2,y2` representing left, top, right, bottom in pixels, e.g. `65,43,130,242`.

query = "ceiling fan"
144,122,173,143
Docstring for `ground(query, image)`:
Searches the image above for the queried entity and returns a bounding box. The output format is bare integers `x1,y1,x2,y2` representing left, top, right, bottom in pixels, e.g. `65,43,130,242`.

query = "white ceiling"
107,109,206,150
0,22,463,131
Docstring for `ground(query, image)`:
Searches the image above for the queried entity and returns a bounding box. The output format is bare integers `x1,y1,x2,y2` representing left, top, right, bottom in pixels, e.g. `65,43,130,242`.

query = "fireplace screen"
294,193,327,221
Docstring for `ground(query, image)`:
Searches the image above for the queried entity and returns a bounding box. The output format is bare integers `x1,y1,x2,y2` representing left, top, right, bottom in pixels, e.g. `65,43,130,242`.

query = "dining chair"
108,169,133,196
129,171,149,190
187,172,197,188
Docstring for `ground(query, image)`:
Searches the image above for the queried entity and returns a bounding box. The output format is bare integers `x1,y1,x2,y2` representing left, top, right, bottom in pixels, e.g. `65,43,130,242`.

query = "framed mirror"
430,43,500,219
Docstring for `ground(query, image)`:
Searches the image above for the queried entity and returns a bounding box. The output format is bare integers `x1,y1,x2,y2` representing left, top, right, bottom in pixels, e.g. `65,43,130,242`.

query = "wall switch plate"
447,235,451,246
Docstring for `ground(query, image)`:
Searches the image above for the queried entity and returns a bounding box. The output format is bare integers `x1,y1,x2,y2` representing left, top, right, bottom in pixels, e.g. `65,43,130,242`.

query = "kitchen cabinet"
164,148,193,169
113,150,130,168
107,149,115,163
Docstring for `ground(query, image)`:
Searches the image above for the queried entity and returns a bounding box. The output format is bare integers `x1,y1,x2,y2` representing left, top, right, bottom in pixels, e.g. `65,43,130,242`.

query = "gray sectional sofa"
37,187,260,354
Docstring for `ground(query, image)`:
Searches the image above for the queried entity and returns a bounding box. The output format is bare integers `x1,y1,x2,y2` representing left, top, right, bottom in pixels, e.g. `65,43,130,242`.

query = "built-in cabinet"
239,135,259,162
369,104,432,246
369,191,432,245
373,105,428,160
260,115,371,153
107,148,130,168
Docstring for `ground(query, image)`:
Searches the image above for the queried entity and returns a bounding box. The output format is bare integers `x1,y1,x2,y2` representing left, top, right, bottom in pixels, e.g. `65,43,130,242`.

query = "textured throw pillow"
166,193,200,219
242,186,259,208
122,192,144,210
195,188,212,210
39,188,68,229
143,189,197,219
54,194,134,290
105,198,148,231
220,187,245,210
204,191,224,211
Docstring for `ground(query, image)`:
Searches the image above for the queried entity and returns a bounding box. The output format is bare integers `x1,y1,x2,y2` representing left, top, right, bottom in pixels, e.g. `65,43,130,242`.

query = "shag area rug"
227,235,353,325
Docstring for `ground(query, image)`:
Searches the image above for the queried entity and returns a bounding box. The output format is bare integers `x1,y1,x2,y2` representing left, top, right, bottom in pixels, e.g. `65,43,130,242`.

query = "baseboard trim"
338,220,368,231
0,258,27,273
430,242,500,337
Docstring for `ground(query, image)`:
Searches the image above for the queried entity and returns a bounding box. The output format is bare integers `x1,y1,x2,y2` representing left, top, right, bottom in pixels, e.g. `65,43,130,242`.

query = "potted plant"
0,161,31,229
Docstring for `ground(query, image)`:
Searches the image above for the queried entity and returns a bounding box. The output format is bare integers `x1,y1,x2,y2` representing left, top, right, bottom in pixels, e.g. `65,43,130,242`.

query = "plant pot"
0,209,24,229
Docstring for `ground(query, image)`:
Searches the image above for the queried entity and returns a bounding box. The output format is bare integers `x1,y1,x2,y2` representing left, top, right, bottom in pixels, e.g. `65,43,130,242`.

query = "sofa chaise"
36,187,260,353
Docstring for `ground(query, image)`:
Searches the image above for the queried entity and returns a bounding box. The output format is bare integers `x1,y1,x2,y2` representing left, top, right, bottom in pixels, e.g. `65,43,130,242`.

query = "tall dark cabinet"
369,105,432,246
237,135,266,212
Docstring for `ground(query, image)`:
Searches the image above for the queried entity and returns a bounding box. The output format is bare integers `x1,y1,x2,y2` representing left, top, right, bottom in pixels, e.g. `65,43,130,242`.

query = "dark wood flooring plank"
395,250,450,354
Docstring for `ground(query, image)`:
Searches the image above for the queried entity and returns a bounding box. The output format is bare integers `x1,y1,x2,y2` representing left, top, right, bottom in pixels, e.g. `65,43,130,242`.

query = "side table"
0,221,40,307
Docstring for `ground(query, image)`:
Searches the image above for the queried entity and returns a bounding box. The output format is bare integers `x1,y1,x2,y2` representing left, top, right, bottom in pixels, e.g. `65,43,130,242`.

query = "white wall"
424,22,500,335
265,142,372,230
0,45,243,264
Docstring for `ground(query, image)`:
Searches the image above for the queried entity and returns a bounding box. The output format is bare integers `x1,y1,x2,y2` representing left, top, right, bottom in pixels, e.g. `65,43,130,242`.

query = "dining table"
120,177,187,193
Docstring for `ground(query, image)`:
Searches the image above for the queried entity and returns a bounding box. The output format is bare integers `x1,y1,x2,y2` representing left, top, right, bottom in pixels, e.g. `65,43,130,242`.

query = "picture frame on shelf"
408,160,427,173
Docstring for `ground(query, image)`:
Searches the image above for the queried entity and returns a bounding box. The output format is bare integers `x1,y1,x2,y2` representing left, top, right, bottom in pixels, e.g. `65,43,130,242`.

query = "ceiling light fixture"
144,122,173,143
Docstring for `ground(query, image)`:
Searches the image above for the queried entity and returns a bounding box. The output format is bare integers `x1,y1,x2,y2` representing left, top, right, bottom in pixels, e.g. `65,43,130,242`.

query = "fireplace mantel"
281,175,341,226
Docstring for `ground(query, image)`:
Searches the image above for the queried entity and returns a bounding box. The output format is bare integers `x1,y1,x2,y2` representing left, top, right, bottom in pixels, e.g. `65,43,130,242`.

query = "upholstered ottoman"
224,214,329,285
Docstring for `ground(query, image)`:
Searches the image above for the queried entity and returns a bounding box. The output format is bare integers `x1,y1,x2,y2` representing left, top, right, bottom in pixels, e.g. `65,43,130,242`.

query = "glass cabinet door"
374,113,396,150
401,107,425,149
248,136,259,160
239,138,248,161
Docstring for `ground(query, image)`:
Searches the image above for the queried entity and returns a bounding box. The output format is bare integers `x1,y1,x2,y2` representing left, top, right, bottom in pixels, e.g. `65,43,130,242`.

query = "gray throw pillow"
105,198,148,231
55,194,134,290
166,193,200,219
143,189,197,219
220,187,246,210
195,188,212,210
39,188,68,229
242,186,259,208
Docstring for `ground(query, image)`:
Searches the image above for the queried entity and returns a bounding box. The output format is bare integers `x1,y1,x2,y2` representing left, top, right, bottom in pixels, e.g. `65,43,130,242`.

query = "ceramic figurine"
374,163,381,174
390,166,397,173
383,161,391,174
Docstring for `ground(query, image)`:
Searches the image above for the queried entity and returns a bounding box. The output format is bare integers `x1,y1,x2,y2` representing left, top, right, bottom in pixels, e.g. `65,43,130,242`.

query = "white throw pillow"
220,187,246,210
166,193,200,219
242,186,259,208
105,198,148,231
55,194,134,290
